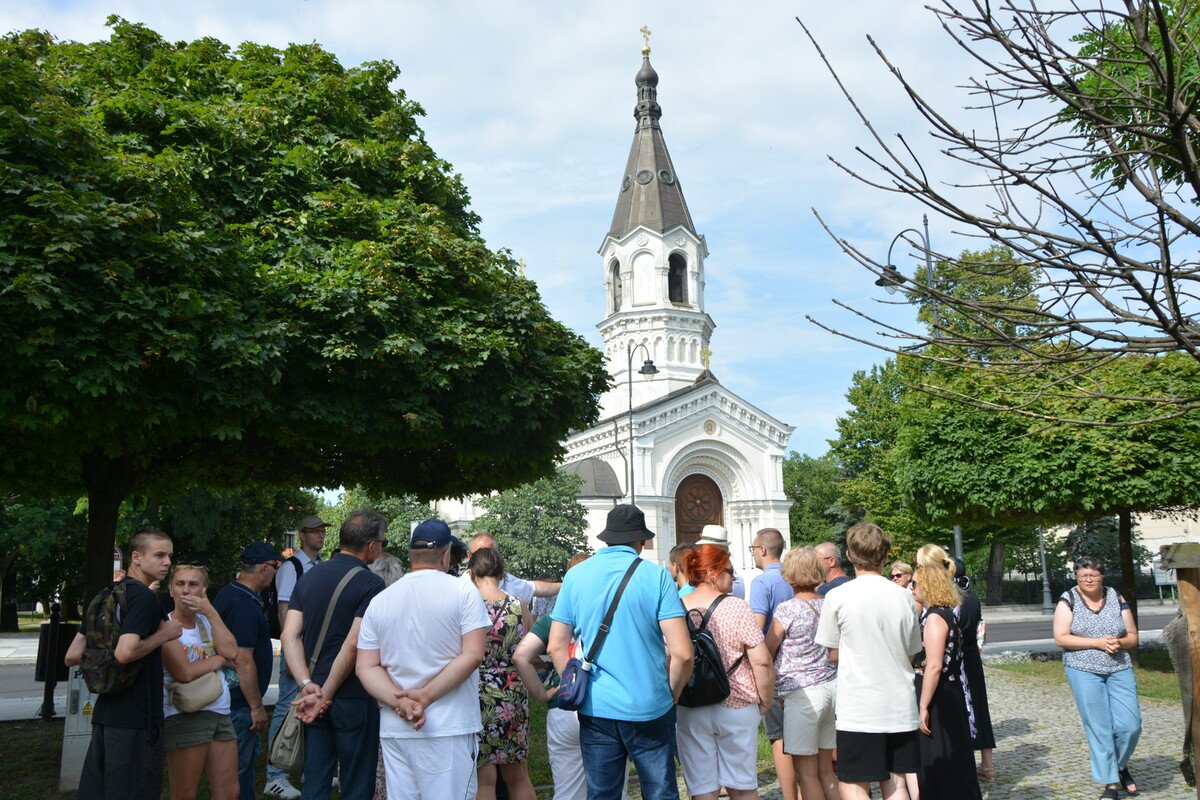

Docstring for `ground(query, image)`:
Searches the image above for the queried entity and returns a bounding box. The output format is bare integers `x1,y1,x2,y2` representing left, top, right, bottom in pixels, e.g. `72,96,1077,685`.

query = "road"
985,606,1177,644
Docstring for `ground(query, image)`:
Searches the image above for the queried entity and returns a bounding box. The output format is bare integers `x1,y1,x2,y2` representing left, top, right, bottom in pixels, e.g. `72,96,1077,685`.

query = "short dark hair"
669,543,695,568
340,509,387,551
755,528,785,558
129,529,171,556
1074,555,1105,575
469,547,505,580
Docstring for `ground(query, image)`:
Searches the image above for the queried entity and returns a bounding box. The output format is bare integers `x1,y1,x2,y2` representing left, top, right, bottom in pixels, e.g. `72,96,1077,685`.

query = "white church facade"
438,47,793,573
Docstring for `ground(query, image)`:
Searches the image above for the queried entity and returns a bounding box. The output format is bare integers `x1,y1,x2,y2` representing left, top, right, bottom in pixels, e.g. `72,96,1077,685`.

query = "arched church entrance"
674,474,723,545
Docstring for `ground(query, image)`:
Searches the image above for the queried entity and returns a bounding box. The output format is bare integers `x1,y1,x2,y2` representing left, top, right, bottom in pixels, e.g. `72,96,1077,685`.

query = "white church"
439,46,793,572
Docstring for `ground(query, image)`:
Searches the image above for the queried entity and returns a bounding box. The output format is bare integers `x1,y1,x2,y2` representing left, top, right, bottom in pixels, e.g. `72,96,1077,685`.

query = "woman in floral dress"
470,546,536,800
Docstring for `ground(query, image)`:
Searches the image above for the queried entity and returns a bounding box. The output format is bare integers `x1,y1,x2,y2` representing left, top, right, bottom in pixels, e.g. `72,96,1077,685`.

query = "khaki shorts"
164,710,236,751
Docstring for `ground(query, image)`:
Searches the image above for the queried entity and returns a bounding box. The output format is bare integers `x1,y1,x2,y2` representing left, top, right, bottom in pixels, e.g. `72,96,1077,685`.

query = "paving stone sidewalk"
625,667,1192,799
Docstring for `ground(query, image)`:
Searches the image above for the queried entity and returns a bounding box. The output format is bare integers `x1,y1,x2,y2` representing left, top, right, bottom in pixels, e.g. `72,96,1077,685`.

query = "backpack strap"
307,567,364,672
583,557,642,666
695,594,747,675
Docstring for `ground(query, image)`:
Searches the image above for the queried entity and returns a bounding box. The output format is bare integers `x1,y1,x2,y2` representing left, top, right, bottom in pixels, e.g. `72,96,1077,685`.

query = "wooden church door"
674,474,723,545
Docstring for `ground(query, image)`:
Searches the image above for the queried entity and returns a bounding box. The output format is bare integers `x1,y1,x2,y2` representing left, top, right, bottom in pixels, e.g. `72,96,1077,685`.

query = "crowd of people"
61,503,1144,800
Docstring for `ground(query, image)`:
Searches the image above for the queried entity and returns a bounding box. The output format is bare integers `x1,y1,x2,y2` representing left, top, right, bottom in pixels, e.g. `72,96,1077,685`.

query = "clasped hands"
292,681,331,724
1097,635,1122,655
388,688,430,731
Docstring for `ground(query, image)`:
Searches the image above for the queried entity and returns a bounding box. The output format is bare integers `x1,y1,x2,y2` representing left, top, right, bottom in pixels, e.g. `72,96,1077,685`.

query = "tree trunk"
1117,508,1140,666
82,452,135,600
985,539,1005,606
0,552,17,632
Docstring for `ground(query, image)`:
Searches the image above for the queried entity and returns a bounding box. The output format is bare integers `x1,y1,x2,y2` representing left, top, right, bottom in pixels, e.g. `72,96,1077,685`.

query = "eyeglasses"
1076,573,1103,581
723,567,734,575
890,573,908,581
748,545,765,554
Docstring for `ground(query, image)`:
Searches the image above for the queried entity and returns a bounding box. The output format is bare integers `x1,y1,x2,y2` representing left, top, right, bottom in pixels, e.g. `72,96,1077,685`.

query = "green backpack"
80,578,146,694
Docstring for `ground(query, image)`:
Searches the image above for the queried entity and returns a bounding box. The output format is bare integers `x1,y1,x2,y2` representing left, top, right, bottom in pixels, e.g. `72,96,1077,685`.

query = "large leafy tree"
781,452,854,546
0,21,608,596
893,352,1200,626
467,471,590,581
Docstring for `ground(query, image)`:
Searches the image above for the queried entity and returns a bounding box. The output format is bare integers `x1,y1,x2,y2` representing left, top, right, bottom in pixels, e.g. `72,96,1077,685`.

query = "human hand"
392,693,426,731
159,618,184,642
250,705,269,731
293,690,330,723
757,697,772,716
1100,636,1121,655
919,707,931,736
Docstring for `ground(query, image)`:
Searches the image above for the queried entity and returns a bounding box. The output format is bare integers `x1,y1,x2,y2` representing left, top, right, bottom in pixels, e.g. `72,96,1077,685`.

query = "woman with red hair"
676,543,774,800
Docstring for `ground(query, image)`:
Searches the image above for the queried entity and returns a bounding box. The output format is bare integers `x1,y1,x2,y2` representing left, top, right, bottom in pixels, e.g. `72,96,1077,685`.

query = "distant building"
439,47,793,571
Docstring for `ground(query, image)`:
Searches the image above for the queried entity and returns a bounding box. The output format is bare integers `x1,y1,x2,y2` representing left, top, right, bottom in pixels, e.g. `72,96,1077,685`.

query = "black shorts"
763,697,785,741
835,729,920,783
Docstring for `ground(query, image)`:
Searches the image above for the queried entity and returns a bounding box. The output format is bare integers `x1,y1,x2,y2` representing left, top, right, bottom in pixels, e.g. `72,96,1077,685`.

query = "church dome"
560,458,624,499
636,56,659,88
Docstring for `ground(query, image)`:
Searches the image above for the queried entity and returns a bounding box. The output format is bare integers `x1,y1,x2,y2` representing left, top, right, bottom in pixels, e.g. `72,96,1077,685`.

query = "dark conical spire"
608,48,696,239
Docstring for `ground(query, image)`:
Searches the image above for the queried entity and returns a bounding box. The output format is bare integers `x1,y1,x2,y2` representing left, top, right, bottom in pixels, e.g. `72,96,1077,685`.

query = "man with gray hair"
462,531,561,604
214,541,284,800
816,541,851,595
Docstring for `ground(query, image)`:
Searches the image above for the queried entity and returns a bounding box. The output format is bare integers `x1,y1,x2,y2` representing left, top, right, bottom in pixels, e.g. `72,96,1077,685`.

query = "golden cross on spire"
640,25,652,55
700,344,712,370
517,258,527,278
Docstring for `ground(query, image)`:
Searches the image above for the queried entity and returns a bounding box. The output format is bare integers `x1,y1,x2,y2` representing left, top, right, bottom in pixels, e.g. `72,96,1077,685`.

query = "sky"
3,1,990,458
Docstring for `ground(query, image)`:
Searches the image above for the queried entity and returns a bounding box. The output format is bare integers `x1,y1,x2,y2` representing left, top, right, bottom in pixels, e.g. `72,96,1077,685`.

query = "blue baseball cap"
410,518,456,549
242,541,285,565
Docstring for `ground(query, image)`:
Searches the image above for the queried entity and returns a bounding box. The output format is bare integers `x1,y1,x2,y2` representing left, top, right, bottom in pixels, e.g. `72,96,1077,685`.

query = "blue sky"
4,2,985,458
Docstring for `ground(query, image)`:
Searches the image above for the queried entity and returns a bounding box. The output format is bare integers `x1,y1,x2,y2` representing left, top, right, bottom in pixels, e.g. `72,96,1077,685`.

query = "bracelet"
297,678,313,691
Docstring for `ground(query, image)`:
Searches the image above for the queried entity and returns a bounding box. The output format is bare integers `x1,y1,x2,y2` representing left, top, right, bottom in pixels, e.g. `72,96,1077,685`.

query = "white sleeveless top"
162,613,232,717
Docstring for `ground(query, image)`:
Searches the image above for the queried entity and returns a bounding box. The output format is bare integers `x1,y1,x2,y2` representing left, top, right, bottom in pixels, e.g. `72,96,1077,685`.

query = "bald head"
469,532,496,555
815,542,840,560
816,541,846,581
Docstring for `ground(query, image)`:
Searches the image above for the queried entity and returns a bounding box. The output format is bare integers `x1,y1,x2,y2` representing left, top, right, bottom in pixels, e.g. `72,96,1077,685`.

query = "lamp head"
875,265,904,295
638,359,658,378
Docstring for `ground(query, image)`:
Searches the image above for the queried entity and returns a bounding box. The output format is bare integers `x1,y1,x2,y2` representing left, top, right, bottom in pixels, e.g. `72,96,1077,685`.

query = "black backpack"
263,556,302,639
678,594,745,708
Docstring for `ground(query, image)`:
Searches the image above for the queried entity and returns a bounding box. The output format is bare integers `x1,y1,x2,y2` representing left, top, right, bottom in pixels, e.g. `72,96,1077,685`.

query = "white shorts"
676,702,761,793
381,733,478,800
781,679,837,756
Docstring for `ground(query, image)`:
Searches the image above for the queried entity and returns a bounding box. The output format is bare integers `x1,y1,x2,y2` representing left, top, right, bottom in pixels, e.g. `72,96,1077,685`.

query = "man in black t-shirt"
214,540,283,800
65,529,181,800
282,510,385,800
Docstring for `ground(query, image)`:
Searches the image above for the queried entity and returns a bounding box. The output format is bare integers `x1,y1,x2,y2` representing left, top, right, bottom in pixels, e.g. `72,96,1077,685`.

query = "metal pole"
626,342,636,506
39,602,61,720
922,214,939,335
952,524,963,561
1038,525,1054,614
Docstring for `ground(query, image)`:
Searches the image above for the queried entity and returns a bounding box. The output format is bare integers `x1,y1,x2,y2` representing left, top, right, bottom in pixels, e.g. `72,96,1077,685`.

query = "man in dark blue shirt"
282,510,386,800
214,541,283,800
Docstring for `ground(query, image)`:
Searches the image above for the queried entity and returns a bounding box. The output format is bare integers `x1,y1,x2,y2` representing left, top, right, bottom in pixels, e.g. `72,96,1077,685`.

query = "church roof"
559,457,624,499
607,54,697,240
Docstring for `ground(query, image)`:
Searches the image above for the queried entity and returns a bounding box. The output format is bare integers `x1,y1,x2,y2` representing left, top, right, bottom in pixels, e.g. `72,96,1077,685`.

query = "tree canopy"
0,20,607,594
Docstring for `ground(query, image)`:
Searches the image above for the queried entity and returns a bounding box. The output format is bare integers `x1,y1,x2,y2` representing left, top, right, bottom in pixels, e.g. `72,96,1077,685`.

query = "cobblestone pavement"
622,667,1192,799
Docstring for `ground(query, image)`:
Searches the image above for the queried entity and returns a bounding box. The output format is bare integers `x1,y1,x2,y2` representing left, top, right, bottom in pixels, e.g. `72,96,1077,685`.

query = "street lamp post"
1038,525,1054,614
626,341,658,506
876,216,963,562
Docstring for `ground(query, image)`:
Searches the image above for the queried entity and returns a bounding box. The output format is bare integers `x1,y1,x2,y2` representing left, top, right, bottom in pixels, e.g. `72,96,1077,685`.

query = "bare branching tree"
803,0,1200,424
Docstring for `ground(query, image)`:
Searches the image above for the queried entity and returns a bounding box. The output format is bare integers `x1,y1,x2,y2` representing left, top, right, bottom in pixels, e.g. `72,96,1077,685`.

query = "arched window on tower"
610,259,623,313
668,253,688,304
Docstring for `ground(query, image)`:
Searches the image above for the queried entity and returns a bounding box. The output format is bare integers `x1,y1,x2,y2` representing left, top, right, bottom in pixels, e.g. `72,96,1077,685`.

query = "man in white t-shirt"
815,523,922,800
460,531,560,603
357,518,489,800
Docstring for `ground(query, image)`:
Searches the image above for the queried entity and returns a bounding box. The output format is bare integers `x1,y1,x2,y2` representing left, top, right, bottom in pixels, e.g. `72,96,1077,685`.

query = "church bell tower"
597,34,714,420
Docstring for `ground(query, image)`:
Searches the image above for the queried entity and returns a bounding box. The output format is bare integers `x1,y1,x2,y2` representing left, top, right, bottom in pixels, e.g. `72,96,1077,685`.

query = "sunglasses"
890,573,908,580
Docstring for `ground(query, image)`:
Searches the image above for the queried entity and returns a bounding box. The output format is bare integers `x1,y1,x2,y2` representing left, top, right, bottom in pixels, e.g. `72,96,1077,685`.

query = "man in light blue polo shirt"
548,505,694,800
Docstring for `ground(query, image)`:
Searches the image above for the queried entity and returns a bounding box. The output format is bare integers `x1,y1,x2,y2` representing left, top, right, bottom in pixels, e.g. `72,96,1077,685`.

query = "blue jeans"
300,697,380,800
1065,666,1142,784
228,706,260,800
579,707,679,800
267,650,297,782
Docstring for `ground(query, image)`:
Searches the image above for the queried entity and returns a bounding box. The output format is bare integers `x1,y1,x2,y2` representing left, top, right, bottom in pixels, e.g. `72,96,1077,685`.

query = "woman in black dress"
952,558,996,782
912,564,982,800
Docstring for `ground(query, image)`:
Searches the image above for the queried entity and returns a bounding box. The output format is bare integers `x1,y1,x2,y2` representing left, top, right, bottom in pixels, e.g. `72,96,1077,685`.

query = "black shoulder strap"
307,566,364,671
584,558,642,665
288,555,303,581
698,593,729,631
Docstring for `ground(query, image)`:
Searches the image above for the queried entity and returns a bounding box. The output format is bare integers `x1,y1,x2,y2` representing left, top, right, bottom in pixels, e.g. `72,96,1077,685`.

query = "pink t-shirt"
689,594,765,709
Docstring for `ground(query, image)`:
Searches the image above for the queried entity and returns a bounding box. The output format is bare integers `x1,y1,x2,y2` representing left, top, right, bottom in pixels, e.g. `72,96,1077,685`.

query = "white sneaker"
263,778,302,799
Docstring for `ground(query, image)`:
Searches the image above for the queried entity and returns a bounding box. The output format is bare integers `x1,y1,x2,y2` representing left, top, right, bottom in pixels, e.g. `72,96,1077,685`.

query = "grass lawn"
17,612,47,633
991,648,1180,703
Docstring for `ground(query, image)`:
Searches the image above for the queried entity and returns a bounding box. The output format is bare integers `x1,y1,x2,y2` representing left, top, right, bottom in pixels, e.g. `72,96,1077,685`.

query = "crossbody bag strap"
699,594,747,676
583,558,642,665
307,566,364,672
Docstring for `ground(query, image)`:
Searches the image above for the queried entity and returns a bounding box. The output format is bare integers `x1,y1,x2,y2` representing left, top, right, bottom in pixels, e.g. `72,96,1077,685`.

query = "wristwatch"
297,678,313,691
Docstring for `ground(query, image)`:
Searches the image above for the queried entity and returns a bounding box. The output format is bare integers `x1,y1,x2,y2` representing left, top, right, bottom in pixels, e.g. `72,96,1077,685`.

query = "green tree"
782,452,853,545
468,472,590,580
0,21,607,596
893,352,1200,628
0,496,88,626
327,487,431,572
1064,517,1151,573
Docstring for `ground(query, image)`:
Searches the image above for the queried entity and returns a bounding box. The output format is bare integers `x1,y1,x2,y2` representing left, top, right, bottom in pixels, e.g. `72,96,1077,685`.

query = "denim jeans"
1065,666,1142,784
579,707,679,800
300,697,380,800
228,706,260,800
267,649,297,782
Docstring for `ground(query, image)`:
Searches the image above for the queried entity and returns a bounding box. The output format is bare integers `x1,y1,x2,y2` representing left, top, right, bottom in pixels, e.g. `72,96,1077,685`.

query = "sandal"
977,766,996,782
1119,767,1139,796
1100,786,1119,800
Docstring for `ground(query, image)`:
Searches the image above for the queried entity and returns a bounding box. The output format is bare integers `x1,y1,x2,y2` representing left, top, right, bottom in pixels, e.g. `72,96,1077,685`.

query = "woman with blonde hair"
161,564,241,800
915,543,954,572
677,543,774,800
912,564,982,799
765,547,839,800
888,561,914,590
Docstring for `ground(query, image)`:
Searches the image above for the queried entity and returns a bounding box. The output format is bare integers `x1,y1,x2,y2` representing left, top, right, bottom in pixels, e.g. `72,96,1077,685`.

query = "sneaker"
263,778,301,799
